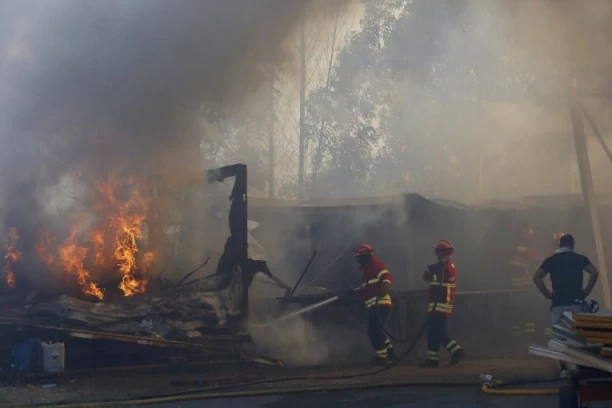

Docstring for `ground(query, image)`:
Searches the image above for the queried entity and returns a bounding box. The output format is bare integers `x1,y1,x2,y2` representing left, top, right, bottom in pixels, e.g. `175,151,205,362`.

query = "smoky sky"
495,0,612,97
0,0,353,181
0,0,351,220
0,0,355,256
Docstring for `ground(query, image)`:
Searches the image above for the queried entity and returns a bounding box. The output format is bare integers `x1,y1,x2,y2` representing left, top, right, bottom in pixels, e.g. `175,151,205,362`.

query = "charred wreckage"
0,163,281,379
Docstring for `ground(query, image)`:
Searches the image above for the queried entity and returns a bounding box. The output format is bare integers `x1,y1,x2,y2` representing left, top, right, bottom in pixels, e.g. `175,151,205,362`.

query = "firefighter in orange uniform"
352,243,397,364
421,240,465,368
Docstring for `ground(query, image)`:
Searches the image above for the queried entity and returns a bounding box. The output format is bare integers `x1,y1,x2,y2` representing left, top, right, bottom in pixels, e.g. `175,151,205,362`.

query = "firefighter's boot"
419,359,439,368
449,349,465,366
387,347,398,362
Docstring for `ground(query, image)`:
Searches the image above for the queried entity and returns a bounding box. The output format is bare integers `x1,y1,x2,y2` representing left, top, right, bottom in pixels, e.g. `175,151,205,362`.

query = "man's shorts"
551,304,583,325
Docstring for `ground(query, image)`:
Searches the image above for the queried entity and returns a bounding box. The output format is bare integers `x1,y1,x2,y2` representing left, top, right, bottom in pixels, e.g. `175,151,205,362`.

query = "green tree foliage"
306,0,402,199
305,0,574,201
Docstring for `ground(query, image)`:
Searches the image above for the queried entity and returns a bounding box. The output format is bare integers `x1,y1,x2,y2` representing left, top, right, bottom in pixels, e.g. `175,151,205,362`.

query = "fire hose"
43,312,434,408
369,298,561,397
42,381,482,408
270,294,562,398
372,299,561,397
34,297,431,407
39,379,563,408
40,297,560,407
37,380,564,408
259,295,561,396
480,382,559,396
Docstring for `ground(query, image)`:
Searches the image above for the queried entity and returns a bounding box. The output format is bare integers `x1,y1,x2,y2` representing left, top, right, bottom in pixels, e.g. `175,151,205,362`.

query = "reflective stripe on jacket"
424,260,456,315
361,256,393,309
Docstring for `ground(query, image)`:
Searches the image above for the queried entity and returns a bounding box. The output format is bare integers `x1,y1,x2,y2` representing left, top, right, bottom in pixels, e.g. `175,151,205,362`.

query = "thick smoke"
0,0,352,279
475,0,612,199
472,0,612,199
0,0,322,183
247,0,612,365
317,0,612,203
250,316,367,366
247,299,368,366
496,0,612,89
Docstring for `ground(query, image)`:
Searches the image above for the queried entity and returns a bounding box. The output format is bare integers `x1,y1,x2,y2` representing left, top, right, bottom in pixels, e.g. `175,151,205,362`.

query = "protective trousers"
426,313,461,362
367,306,393,359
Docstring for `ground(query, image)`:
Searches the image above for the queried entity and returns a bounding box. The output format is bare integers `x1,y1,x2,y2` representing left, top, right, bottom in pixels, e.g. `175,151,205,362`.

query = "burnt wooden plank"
0,317,247,354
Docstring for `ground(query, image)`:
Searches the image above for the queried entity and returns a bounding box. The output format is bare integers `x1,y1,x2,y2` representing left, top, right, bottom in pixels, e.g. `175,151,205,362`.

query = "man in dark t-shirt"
533,234,599,377
533,234,599,313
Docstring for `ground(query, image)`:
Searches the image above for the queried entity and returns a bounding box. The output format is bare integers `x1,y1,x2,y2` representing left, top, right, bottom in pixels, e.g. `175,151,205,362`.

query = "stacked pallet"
573,310,612,357
529,309,612,373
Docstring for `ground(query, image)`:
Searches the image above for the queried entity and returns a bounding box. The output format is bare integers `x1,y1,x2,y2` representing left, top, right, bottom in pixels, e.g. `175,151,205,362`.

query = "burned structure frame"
569,80,612,308
206,164,252,323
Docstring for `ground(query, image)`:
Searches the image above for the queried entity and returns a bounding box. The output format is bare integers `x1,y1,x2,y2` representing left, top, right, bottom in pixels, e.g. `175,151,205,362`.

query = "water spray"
255,296,340,327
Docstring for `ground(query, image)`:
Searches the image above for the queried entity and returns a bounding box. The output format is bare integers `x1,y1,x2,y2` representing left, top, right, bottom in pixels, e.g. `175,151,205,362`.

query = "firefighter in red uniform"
421,240,465,368
351,243,398,364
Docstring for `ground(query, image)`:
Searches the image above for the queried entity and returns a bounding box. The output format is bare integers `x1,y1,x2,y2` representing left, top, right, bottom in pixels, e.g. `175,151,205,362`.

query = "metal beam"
569,80,611,308
298,12,306,199
289,250,318,297
268,80,276,199
581,102,612,166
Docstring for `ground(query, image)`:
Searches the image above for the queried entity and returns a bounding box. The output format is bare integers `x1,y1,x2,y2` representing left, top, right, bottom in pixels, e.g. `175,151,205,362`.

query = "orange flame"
36,230,56,268
4,227,20,289
59,226,104,300
112,179,151,296
5,270,16,289
32,173,153,300
94,179,118,212
141,251,155,272
90,229,106,266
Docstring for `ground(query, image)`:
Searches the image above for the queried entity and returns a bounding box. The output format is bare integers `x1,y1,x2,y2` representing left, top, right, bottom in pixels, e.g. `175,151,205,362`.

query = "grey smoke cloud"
0,0,353,279
0,1,349,209
1,0,315,168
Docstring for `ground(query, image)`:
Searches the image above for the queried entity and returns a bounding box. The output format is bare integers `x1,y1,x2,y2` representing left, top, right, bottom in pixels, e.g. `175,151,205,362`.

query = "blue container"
12,338,43,374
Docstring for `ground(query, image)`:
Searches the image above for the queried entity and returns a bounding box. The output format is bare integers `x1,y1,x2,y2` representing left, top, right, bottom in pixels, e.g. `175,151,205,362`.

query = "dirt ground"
0,358,559,407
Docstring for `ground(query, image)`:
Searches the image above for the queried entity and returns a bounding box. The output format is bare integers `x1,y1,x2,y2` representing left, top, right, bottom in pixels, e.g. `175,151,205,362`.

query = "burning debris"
3,227,20,290
58,225,104,300
9,173,155,300
0,0,347,305
90,173,154,297
0,0,346,376
0,164,258,367
0,164,257,363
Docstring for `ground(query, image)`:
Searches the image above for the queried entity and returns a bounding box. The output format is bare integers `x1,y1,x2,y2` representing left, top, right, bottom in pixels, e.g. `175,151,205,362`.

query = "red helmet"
354,243,374,257
434,240,454,255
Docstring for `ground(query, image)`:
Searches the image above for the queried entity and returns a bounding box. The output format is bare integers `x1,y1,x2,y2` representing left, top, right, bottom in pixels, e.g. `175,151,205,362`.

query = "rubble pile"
0,291,229,339
0,277,256,373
